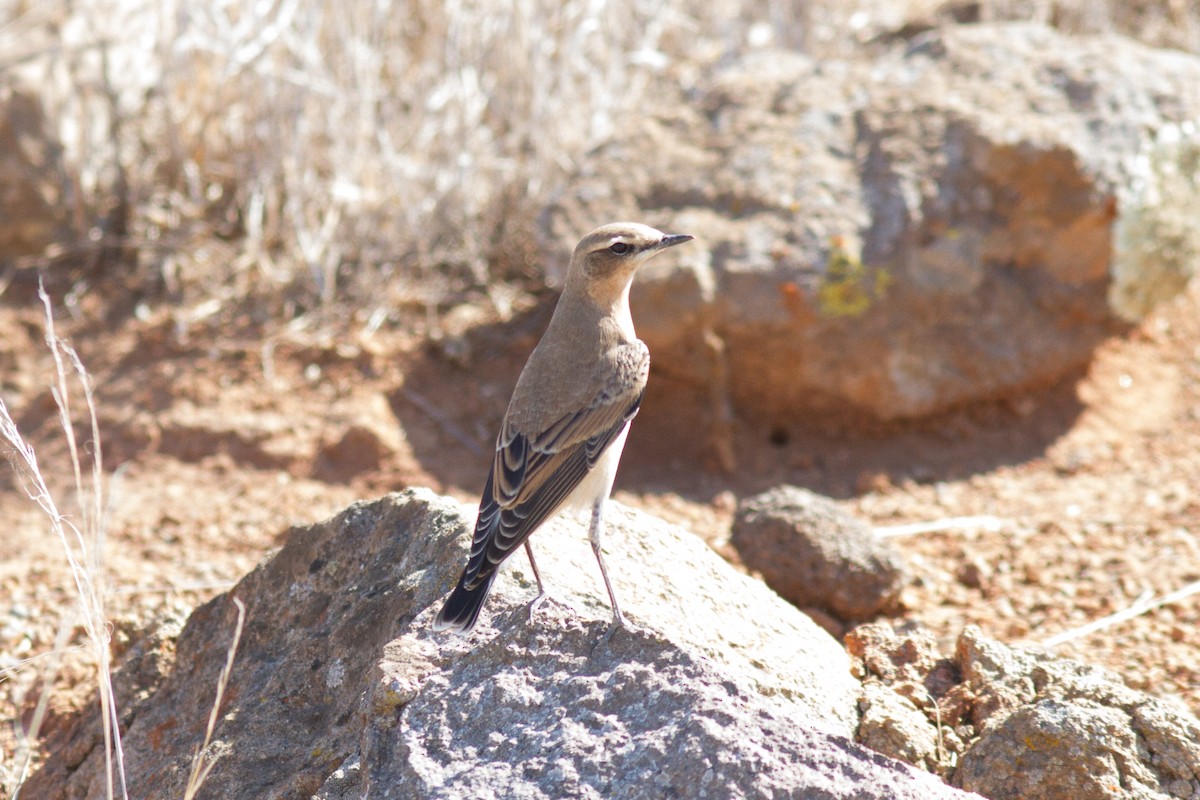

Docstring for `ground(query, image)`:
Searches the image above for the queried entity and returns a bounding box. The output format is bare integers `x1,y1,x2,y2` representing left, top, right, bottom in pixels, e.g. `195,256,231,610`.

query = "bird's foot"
527,590,551,622
589,610,632,657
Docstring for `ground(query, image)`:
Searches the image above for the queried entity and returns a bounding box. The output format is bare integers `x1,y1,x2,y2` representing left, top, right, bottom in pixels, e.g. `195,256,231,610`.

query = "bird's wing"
459,346,647,591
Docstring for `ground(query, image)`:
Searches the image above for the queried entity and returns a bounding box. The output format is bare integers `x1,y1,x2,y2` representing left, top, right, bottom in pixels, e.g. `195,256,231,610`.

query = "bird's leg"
524,541,549,621
589,498,627,630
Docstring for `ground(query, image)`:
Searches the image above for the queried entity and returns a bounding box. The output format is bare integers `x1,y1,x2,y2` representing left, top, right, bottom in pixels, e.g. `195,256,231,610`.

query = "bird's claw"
589,611,630,657
527,591,550,622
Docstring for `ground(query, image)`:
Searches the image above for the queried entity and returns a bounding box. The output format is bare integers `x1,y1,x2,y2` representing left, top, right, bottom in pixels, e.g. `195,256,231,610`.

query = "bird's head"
569,222,693,308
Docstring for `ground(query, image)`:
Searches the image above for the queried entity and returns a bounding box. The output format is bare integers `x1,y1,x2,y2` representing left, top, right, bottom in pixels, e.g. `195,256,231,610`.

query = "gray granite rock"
27,489,978,799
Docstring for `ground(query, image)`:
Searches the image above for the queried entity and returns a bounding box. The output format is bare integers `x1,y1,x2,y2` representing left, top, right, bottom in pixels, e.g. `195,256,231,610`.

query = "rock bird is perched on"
433,222,694,634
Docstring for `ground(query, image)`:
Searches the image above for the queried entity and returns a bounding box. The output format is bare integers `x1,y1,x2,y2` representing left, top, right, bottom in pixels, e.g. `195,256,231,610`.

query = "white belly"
561,423,630,514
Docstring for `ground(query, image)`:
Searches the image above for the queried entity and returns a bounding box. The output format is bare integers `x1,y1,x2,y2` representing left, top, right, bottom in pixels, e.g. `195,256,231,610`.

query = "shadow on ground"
390,296,1087,503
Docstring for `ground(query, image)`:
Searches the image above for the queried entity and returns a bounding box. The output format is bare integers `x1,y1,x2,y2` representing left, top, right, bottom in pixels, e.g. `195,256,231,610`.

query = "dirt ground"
2,272,1199,785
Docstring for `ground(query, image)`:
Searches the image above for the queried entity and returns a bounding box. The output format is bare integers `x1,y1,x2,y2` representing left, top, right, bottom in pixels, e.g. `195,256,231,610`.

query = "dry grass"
0,286,125,798
2,0,695,333
182,597,245,800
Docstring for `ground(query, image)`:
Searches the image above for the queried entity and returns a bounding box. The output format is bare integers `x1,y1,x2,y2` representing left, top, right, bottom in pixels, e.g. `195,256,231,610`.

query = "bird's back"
505,292,645,438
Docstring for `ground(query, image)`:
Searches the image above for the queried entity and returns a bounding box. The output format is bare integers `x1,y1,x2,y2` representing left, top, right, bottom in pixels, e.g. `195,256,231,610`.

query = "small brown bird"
433,222,693,634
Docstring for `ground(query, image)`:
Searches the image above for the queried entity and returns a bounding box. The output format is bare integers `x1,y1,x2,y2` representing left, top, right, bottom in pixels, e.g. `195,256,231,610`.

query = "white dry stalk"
4,610,77,794
183,597,247,800
874,515,1009,538
0,286,128,800
1043,578,1200,649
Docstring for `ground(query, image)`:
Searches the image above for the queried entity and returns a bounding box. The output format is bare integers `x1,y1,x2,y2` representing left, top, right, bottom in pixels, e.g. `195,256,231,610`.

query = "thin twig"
10,612,76,796
0,644,90,682
109,580,237,597
874,516,1008,538
1043,579,1200,649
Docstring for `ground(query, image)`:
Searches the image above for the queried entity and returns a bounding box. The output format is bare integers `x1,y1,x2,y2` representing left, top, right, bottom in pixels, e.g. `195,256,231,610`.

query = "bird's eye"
609,242,631,255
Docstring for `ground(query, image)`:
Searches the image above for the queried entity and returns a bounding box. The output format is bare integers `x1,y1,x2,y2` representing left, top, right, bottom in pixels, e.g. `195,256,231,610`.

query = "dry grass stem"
183,597,247,800
874,516,1009,538
1042,578,1200,649
0,285,127,799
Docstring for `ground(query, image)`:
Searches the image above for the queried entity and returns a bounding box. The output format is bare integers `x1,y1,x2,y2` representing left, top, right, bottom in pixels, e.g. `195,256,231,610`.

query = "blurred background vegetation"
2,0,1197,335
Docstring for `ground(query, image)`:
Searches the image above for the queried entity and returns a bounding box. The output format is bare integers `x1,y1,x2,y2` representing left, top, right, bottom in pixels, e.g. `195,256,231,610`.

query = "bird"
433,222,693,635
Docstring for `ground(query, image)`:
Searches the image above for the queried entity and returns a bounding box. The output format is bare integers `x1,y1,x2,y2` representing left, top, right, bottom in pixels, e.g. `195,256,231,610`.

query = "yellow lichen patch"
816,237,892,317
1023,731,1062,752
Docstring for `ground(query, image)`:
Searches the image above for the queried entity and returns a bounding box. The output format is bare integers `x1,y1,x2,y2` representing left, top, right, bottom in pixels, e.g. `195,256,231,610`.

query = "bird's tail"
432,572,497,634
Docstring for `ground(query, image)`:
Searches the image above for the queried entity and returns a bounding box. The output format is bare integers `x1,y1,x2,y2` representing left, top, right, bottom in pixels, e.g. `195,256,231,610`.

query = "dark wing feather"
459,390,642,591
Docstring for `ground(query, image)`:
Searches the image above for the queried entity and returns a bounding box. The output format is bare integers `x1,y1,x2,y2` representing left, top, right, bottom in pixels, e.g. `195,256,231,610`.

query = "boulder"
957,699,1165,800
26,490,979,799
732,486,908,622
540,23,1200,422
954,630,1200,800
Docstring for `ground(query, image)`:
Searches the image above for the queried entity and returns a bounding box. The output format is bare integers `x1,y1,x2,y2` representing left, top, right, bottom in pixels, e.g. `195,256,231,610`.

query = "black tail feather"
432,573,497,633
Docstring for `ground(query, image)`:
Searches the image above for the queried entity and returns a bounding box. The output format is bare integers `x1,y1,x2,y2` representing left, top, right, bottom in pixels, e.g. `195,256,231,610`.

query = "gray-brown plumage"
433,222,693,634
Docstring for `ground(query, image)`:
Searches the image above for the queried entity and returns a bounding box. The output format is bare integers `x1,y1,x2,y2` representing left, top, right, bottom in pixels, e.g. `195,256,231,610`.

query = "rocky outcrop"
27,490,976,799
847,622,1200,799
540,23,1200,423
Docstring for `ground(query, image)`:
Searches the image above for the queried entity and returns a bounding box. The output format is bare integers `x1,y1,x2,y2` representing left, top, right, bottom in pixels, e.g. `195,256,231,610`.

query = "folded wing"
460,384,644,592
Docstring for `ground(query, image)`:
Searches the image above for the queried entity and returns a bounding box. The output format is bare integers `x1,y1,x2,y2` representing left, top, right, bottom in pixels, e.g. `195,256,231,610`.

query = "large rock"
540,23,1200,422
958,699,1167,800
27,490,979,799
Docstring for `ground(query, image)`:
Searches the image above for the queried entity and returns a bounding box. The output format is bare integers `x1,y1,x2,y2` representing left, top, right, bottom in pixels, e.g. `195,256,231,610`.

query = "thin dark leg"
524,541,549,620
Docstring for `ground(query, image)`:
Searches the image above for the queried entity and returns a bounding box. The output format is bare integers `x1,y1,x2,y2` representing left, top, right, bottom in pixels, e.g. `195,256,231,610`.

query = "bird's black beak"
656,233,694,250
